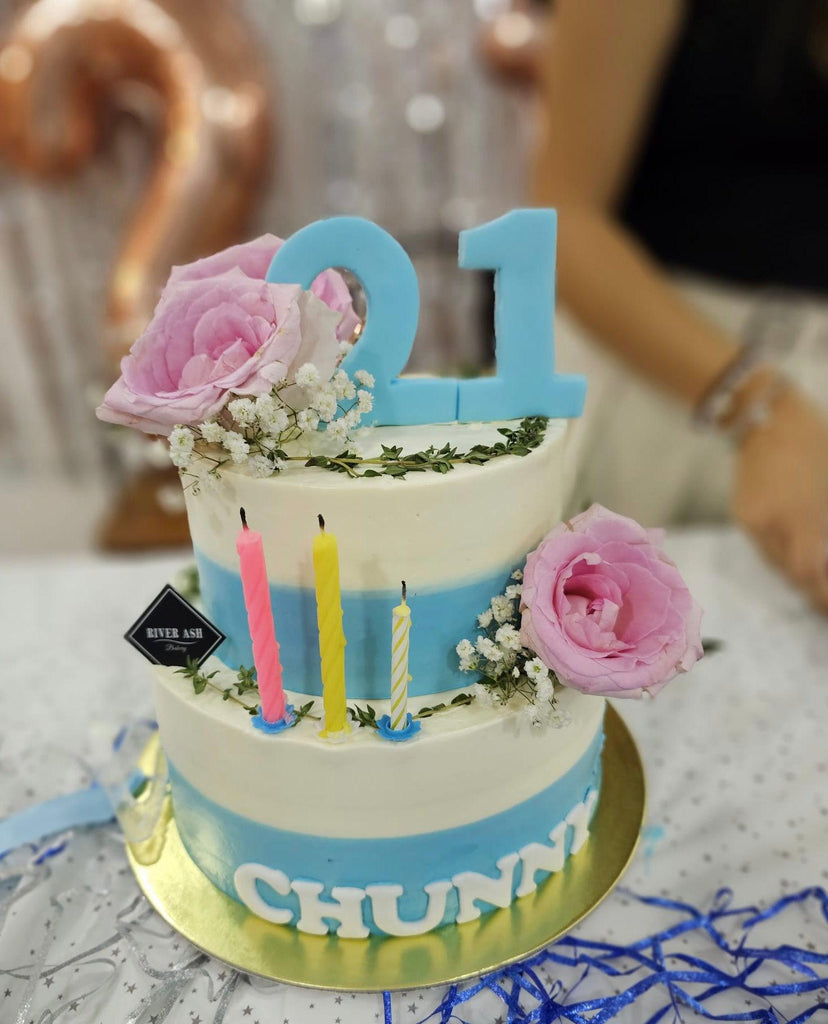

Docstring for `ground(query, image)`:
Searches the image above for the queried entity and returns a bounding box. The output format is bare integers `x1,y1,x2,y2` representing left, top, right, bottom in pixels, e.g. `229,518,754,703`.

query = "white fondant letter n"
516,821,567,898
452,853,520,924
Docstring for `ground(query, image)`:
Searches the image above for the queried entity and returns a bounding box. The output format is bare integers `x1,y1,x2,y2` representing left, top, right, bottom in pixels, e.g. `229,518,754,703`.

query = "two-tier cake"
100,213,702,939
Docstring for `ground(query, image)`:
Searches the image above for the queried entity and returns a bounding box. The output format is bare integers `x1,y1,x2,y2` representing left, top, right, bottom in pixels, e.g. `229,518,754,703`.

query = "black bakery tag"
125,584,225,667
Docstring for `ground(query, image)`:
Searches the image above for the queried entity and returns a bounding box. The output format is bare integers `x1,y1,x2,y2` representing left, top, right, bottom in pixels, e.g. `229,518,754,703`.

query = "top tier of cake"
185,418,569,701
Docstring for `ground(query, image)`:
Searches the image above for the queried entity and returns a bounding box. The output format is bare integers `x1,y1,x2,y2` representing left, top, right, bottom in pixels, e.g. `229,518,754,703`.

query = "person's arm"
530,0,738,404
530,0,828,611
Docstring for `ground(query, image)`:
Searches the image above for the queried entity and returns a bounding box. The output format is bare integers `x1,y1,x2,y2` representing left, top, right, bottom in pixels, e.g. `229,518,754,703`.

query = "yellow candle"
390,582,411,730
313,514,349,736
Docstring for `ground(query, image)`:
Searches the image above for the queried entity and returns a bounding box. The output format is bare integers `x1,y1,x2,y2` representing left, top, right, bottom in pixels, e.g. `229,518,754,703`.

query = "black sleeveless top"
619,0,828,291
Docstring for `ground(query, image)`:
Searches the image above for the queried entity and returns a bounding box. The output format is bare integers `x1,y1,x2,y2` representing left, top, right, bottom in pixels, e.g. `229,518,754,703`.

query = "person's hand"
732,383,828,612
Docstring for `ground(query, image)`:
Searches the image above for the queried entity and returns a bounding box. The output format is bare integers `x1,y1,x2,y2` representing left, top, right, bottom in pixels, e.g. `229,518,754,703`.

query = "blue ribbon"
0,784,115,859
0,720,158,860
380,886,828,1024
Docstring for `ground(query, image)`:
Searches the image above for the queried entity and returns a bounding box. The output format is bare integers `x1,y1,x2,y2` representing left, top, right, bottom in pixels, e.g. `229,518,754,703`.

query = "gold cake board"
126,705,644,992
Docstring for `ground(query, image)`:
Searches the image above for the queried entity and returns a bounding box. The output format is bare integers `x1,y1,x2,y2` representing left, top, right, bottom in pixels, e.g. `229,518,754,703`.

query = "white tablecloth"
1,527,827,1022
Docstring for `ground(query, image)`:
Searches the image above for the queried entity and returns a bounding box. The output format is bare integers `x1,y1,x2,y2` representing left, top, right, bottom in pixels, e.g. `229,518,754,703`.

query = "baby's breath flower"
295,362,321,389
477,608,494,629
356,389,374,414
199,420,224,444
254,392,277,418
228,397,256,427
491,595,514,624
512,666,521,678
343,407,362,430
326,418,349,442
495,624,522,652
456,638,478,671
169,426,194,468
253,393,289,434
249,454,275,478
522,702,542,728
332,369,356,401
260,406,289,435
222,429,250,464
310,386,337,423
505,583,522,600
355,369,375,388
296,408,320,433
472,682,494,707
476,636,502,662
536,673,554,705
338,340,354,358
511,569,523,581
456,638,475,660
525,657,550,683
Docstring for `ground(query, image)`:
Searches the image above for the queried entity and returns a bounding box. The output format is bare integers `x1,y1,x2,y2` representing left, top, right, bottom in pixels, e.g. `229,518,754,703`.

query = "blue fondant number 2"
266,209,586,426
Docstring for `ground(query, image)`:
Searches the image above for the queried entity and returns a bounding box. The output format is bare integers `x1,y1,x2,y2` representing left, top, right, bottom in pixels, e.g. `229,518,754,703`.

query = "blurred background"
0,0,532,555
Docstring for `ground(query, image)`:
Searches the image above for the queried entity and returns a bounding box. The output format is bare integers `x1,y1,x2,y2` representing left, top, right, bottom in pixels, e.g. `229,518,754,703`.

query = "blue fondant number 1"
265,210,585,426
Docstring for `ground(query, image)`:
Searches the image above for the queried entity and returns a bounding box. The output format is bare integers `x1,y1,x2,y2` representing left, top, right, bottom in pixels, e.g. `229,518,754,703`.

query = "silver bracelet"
693,345,764,431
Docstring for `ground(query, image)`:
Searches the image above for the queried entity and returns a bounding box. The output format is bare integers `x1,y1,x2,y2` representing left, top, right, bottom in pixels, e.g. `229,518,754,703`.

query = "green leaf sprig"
304,416,548,480
175,659,319,724
347,692,475,730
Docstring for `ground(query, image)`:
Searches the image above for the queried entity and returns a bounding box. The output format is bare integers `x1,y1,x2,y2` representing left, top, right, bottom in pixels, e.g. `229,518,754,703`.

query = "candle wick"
317,513,325,531
401,580,407,602
239,507,248,530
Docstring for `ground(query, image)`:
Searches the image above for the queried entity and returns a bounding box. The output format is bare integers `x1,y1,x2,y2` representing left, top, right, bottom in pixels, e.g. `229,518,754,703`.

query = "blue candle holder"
251,704,296,735
376,713,421,742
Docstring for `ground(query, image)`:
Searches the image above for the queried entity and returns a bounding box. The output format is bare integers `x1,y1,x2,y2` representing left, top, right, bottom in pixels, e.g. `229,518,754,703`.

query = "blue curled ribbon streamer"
382,886,828,1024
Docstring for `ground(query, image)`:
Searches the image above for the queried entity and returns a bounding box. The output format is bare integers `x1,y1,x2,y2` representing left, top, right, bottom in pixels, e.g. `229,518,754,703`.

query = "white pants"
557,275,828,527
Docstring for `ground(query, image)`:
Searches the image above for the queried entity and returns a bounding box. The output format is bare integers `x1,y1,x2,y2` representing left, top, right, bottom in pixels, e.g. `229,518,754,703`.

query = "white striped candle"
390,582,411,730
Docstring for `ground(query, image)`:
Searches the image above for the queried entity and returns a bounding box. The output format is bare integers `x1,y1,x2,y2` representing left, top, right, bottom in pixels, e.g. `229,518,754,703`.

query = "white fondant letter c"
233,863,294,925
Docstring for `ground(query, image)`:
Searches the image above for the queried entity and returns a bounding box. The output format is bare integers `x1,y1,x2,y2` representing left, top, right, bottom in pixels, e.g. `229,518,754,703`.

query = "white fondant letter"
515,821,567,898
291,879,369,938
452,852,520,924
365,881,452,937
233,863,294,925
566,789,598,855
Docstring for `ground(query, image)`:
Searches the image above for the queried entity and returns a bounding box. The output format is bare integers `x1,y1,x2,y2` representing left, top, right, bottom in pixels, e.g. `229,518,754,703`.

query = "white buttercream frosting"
153,665,604,838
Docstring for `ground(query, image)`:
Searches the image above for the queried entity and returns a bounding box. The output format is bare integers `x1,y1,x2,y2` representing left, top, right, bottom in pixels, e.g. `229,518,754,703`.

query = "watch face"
125,585,225,668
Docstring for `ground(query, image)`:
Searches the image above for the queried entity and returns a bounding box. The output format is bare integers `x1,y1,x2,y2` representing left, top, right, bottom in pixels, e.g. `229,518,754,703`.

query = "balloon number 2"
266,209,586,426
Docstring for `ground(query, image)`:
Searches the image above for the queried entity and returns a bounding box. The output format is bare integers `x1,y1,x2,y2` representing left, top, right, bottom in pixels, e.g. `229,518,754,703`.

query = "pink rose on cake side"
96,235,357,436
520,505,703,698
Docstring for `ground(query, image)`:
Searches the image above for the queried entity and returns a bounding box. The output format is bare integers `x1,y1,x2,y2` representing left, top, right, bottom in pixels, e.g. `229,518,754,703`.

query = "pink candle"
236,508,286,723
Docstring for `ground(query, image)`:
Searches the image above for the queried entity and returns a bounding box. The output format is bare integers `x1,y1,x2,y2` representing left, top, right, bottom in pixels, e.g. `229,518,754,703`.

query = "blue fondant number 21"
265,209,586,426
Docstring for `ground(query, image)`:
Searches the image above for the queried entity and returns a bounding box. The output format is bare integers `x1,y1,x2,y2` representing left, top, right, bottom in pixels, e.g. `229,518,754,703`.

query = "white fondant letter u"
366,881,452,937
291,879,369,938
452,852,520,924
234,863,294,925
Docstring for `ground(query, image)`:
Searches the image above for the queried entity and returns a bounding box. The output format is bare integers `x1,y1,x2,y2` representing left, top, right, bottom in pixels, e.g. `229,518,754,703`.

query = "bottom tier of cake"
152,667,605,938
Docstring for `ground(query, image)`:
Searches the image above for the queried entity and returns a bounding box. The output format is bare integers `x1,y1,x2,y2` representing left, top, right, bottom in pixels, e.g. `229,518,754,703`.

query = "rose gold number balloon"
0,0,272,373
478,1,548,85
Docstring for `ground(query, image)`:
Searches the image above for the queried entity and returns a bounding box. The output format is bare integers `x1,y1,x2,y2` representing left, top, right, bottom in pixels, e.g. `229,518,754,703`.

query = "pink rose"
96,270,339,435
520,505,702,698
167,234,359,342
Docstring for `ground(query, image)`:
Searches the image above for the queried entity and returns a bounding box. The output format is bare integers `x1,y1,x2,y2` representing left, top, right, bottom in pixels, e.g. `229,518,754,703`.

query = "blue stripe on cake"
167,727,603,934
195,548,516,699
